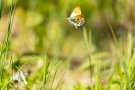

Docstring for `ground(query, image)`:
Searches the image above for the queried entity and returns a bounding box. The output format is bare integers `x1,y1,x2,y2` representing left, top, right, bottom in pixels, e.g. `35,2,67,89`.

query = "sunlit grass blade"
119,40,130,89
42,58,50,90
50,67,58,89
83,27,92,75
0,0,2,19
95,60,101,90
55,66,68,90
106,17,118,45
127,32,132,61
0,1,16,81
82,27,96,90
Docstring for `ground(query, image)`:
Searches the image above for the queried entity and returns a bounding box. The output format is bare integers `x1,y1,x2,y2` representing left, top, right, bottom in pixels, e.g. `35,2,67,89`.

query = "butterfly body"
67,6,85,28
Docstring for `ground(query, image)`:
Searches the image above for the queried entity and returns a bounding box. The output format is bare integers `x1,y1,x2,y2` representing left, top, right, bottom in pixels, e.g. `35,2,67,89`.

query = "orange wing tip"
70,6,81,17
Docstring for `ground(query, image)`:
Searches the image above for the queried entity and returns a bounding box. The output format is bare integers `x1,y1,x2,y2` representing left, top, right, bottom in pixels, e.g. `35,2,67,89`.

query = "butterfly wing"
19,71,28,84
67,15,85,28
12,70,28,84
13,73,19,81
70,6,81,18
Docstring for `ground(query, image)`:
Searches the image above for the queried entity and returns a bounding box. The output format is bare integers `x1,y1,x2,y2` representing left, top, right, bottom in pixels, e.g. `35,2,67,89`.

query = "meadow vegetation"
0,0,135,90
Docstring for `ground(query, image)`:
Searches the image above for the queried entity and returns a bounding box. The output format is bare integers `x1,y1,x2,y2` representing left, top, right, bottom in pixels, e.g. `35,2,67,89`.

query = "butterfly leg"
74,25,77,28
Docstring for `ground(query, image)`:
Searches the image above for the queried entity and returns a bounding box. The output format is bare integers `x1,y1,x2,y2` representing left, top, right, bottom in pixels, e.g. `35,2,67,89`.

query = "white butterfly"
13,70,28,84
67,6,85,28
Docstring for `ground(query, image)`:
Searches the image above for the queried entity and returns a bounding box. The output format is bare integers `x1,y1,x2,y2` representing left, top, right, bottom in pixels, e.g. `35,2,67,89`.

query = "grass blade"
0,0,2,19
0,0,16,81
50,67,58,89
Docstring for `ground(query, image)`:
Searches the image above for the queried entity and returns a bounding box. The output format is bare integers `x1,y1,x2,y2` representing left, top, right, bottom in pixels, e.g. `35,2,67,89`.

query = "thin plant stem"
83,27,92,75
55,68,67,90
83,27,95,90
41,24,51,90
0,0,16,81
106,18,118,45
0,0,2,19
50,67,58,89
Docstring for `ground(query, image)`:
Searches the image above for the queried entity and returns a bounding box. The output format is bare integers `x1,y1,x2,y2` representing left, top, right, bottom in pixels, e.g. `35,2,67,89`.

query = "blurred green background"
0,0,135,90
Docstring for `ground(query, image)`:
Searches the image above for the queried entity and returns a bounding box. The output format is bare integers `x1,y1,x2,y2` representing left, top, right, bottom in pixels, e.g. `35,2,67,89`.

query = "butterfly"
13,70,28,84
67,6,85,28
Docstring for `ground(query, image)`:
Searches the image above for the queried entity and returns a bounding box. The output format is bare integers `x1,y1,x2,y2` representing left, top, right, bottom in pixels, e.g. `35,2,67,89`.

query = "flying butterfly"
67,6,85,28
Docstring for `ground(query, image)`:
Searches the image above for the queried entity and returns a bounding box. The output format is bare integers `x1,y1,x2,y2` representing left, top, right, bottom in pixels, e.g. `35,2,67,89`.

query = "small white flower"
13,70,28,84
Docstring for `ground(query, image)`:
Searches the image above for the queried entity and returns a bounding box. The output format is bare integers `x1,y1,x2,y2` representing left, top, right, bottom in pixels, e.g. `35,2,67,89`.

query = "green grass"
0,1,16,90
0,0,15,82
0,0,2,19
105,20,135,90
83,27,101,90
0,0,135,90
